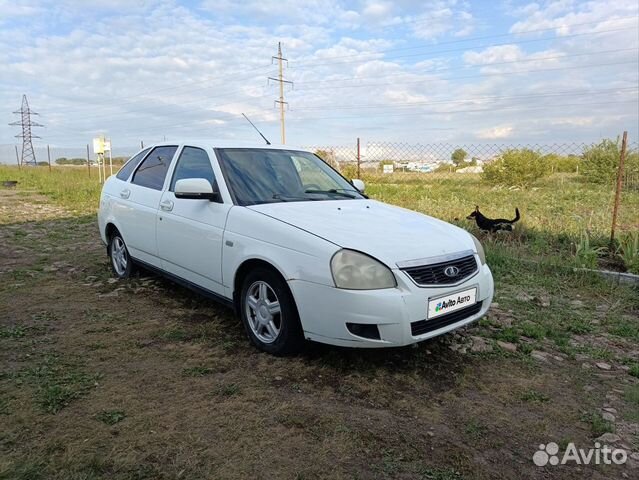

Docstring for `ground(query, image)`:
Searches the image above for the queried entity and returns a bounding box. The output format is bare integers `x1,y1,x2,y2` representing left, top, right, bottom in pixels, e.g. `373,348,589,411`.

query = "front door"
156,146,231,295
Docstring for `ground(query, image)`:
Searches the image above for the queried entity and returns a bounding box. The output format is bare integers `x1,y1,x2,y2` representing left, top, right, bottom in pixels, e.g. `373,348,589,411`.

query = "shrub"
581,139,621,184
339,163,358,179
580,138,639,185
543,153,580,173
482,148,549,187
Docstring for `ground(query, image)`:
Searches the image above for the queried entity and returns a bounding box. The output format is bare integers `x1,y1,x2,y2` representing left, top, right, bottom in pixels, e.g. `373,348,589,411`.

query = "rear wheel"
107,231,135,279
240,267,304,355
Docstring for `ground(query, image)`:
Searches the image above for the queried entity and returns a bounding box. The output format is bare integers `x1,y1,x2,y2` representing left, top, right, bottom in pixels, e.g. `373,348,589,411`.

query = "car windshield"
216,148,365,206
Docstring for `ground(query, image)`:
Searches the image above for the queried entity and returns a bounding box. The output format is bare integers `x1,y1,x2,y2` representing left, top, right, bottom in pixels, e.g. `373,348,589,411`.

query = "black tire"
239,267,304,355
107,230,135,279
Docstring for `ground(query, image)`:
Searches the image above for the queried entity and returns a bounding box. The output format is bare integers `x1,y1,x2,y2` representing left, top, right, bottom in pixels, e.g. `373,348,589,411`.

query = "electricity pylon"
268,43,293,144
9,95,43,166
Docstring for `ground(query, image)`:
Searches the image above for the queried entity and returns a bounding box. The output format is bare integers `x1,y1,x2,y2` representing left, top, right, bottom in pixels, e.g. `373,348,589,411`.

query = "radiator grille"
401,254,477,286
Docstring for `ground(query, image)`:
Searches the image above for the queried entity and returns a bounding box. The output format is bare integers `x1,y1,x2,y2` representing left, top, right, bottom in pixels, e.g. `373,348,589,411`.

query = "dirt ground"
1,188,638,480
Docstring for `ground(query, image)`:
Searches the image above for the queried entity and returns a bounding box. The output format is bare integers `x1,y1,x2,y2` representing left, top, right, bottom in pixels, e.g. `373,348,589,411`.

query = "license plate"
428,287,477,319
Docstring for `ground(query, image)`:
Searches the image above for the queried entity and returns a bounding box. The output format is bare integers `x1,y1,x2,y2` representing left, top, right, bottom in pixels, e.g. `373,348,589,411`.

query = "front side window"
131,146,178,190
216,148,364,206
170,147,216,191
116,148,149,181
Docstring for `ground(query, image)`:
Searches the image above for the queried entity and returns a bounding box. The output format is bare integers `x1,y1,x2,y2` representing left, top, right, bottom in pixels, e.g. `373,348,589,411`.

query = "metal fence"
306,140,639,188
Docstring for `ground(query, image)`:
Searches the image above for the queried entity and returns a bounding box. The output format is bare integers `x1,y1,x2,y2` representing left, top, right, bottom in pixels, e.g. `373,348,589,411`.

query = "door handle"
160,200,174,212
120,189,130,199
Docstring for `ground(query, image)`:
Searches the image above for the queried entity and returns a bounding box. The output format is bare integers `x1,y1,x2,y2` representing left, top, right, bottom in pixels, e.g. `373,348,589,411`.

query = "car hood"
247,200,475,266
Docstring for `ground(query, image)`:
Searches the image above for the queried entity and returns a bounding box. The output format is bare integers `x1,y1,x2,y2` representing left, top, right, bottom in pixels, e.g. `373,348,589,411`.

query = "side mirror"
352,178,365,193
174,178,219,201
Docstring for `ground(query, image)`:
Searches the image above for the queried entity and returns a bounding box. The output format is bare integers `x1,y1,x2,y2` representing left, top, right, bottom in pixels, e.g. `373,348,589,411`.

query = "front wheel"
240,267,304,355
107,231,135,279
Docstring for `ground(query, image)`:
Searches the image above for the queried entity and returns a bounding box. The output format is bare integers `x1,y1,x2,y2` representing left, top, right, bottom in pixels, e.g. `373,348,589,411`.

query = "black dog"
467,206,520,232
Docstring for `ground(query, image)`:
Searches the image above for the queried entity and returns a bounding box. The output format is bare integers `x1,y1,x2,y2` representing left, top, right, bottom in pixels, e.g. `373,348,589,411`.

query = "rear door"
156,145,231,295
115,145,178,266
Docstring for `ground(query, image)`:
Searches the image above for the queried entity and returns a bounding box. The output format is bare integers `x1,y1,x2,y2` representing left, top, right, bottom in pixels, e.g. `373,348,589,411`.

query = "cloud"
476,126,514,139
0,0,637,158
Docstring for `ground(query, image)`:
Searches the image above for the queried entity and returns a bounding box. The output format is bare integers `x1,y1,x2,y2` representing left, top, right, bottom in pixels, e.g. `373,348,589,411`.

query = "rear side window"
170,147,216,191
131,146,178,190
116,148,149,181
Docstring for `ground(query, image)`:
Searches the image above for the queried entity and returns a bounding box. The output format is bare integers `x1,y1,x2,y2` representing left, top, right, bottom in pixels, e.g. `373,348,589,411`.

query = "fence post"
14,145,20,170
610,131,627,249
47,144,52,172
357,137,361,178
140,140,144,149
86,144,91,178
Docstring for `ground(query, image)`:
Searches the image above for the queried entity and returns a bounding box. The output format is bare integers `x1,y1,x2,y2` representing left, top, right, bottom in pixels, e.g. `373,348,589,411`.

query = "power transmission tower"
9,95,43,166
268,42,293,144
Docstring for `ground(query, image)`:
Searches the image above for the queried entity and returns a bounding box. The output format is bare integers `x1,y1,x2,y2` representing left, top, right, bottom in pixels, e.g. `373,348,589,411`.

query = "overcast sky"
1,0,638,154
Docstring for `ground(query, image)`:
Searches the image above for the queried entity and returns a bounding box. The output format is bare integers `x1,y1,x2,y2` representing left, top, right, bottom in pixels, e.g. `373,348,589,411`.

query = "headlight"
471,235,486,265
330,249,397,290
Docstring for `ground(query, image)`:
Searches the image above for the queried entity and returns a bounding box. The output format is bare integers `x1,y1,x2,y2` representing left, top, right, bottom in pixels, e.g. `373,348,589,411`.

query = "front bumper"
288,260,493,348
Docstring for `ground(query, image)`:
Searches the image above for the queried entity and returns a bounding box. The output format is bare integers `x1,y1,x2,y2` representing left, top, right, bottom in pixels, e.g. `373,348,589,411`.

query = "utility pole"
269,42,293,144
9,95,43,166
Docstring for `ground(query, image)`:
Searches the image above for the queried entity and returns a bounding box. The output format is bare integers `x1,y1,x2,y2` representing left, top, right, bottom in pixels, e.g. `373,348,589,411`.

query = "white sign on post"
383,164,394,174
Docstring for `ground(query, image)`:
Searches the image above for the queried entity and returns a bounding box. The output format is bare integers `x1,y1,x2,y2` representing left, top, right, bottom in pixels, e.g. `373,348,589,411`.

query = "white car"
98,142,494,354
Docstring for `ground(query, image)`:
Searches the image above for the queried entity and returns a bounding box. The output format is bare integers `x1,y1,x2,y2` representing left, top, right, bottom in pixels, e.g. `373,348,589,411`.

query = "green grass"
0,326,27,338
215,383,240,397
15,354,100,414
625,385,639,406
95,410,126,425
520,389,550,403
464,419,488,440
183,365,215,377
583,411,615,437
3,166,638,265
0,165,101,214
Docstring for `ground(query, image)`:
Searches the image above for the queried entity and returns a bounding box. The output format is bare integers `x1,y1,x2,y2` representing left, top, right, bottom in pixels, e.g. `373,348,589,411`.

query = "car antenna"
242,113,271,145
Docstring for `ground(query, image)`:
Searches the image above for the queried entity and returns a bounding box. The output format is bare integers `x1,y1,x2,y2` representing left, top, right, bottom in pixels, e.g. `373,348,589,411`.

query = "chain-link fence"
305,138,639,240
1,138,637,240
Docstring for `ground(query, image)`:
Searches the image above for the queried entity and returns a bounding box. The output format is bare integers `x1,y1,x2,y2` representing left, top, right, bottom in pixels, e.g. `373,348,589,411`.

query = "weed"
575,231,607,269
215,383,240,397
624,385,639,406
520,389,550,403
183,366,214,377
520,323,546,340
0,396,10,415
464,419,488,440
0,326,26,338
420,467,464,480
18,355,99,414
617,231,639,274
95,410,126,425
582,412,615,437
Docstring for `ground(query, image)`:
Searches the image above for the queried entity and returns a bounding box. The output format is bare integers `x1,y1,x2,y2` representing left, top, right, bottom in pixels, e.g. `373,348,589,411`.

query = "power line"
293,47,639,87
278,99,636,123
289,87,639,112
293,60,639,92
288,24,638,69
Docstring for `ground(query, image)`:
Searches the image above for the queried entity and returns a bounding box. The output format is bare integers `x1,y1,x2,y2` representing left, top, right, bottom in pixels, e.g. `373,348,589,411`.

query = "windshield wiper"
304,189,357,199
272,193,320,202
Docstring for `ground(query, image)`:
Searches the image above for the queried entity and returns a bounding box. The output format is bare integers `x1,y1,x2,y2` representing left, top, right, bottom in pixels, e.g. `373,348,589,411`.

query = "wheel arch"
232,258,290,313
105,222,120,242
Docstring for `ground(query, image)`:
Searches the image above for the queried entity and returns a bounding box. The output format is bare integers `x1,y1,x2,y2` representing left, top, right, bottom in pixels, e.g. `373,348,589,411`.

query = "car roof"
145,140,312,152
